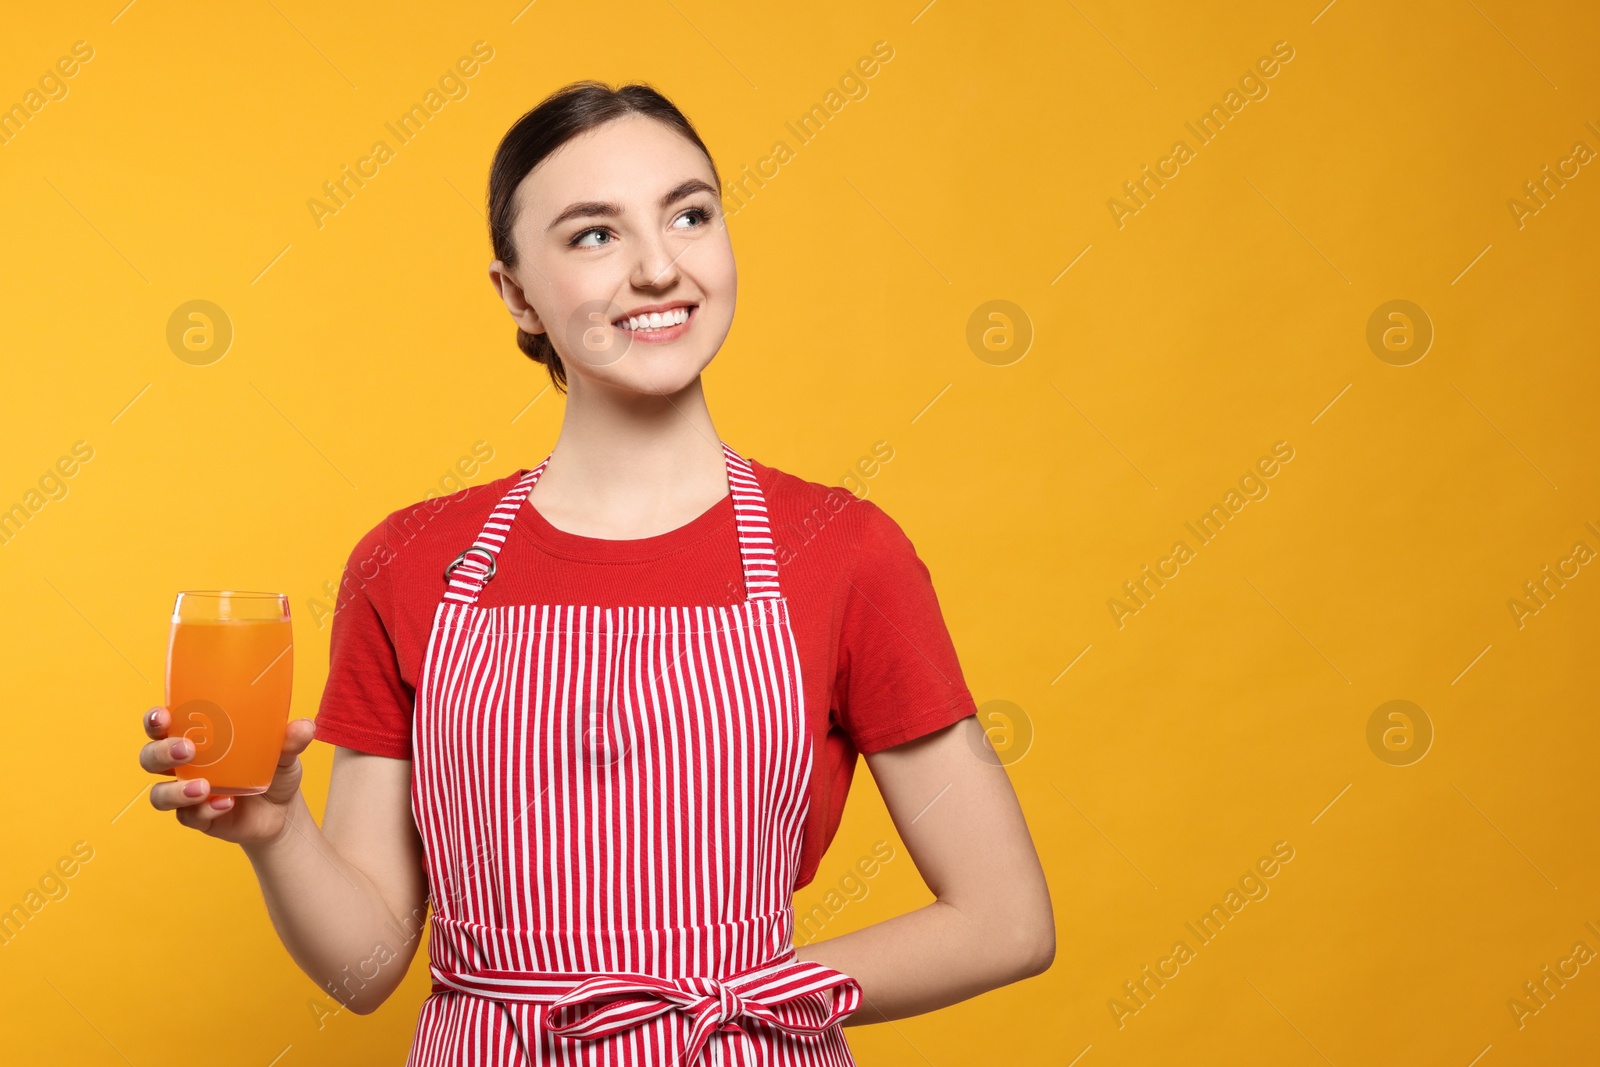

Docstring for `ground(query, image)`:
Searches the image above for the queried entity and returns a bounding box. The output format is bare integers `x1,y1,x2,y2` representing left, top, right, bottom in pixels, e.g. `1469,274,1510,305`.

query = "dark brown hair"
486,80,722,392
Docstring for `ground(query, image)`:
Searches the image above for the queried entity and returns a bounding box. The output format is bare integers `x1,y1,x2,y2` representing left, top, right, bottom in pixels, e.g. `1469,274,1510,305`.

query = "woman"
138,81,1053,1065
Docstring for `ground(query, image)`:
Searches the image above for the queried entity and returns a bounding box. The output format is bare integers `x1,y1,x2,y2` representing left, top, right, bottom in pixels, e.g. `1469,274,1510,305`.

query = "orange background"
2,1,1597,1064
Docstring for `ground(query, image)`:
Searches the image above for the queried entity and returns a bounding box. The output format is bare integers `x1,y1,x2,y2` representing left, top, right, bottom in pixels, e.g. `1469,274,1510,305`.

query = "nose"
630,228,684,290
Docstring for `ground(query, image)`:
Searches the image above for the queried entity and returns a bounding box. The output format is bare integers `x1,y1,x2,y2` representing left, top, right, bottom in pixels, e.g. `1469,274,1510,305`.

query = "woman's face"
492,114,735,397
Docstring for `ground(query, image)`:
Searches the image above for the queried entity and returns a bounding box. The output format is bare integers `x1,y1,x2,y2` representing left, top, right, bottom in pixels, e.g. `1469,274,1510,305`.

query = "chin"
600,353,712,396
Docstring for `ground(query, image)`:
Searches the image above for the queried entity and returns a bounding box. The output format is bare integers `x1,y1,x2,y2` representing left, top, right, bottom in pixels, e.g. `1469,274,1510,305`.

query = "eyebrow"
545,178,720,233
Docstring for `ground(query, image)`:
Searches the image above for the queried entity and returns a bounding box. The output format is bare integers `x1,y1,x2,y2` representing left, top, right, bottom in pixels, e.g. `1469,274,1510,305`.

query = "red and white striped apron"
405,441,862,1066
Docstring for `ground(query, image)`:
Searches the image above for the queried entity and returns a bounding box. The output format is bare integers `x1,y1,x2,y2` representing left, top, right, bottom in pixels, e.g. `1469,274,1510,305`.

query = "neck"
529,375,730,539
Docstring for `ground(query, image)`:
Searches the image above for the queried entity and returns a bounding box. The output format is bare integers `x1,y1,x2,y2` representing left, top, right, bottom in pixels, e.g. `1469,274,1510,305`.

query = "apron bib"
405,441,862,1066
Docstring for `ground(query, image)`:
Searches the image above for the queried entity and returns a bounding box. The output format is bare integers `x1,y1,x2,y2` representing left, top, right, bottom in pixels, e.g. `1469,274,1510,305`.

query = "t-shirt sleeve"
312,522,414,759
831,498,978,753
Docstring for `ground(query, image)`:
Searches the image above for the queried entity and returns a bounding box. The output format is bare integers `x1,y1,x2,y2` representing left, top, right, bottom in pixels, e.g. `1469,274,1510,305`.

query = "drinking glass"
165,591,294,796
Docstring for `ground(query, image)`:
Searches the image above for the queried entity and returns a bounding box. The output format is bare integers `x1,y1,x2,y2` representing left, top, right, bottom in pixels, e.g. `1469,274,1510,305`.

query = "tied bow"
543,961,861,1064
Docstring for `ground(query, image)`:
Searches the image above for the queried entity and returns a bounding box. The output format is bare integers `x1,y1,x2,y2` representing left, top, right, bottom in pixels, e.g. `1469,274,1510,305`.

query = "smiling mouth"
611,304,697,333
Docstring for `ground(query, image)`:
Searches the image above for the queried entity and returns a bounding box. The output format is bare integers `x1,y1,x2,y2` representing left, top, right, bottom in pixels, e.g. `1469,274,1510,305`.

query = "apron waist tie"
429,958,862,1064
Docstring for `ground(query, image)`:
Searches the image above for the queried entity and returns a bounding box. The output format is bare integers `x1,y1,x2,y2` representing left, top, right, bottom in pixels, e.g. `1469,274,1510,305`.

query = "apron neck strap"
442,440,781,606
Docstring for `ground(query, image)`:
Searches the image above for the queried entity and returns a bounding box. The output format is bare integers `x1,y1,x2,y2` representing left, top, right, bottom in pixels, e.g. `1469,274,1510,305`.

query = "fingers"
140,732,193,776
282,718,317,756
270,719,317,776
142,710,185,777
150,775,231,813
175,793,236,830
144,717,316,816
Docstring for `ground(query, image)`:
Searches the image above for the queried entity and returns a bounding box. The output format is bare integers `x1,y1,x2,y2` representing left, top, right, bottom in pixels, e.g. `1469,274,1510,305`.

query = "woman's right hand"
139,705,319,847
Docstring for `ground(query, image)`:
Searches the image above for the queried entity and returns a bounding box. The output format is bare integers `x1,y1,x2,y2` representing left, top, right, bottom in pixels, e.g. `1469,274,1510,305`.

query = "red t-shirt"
312,456,977,889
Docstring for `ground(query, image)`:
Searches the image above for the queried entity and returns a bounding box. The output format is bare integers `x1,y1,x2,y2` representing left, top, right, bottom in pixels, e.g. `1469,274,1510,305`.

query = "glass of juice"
166,591,294,796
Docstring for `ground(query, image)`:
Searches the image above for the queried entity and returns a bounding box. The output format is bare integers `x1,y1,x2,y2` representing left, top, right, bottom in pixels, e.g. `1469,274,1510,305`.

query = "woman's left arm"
793,713,1056,1024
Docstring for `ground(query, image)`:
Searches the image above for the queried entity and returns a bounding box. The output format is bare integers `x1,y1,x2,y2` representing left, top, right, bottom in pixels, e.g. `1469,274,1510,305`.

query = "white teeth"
616,306,691,332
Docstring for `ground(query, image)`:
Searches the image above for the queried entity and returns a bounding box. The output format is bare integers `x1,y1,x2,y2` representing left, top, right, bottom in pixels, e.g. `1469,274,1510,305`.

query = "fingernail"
147,708,160,730
183,780,205,797
209,796,233,810
172,739,190,759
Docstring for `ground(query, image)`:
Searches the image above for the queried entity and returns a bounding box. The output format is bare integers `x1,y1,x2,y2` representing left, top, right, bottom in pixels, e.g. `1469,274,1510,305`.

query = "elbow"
322,970,403,1017
1021,925,1056,978
341,985,396,1017
958,884,1056,980
1008,912,1056,978
323,929,423,1015
346,993,383,1017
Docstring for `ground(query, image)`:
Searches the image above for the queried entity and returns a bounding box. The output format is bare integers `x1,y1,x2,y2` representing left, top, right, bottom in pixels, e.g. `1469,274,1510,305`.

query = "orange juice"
165,617,293,796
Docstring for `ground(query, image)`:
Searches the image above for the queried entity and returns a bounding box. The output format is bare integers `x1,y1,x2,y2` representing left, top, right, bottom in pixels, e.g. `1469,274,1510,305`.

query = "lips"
611,301,698,328
610,303,697,343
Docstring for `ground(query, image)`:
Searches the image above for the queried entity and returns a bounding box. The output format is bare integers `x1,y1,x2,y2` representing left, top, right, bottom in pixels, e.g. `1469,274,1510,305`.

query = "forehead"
517,114,714,220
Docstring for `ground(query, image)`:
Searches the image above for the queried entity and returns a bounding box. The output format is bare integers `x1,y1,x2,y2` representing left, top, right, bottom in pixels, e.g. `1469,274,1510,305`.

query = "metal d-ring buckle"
444,546,497,584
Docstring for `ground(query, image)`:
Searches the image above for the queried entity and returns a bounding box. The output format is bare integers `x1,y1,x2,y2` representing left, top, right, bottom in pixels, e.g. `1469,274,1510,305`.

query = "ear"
488,260,547,335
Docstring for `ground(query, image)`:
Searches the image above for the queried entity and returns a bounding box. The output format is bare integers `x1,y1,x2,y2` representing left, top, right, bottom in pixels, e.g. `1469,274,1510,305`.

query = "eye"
569,226,614,248
673,205,715,230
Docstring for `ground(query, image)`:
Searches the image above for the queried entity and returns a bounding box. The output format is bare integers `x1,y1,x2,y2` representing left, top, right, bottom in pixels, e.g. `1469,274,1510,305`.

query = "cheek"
547,259,604,306
684,230,737,295
713,240,737,294
529,260,615,342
